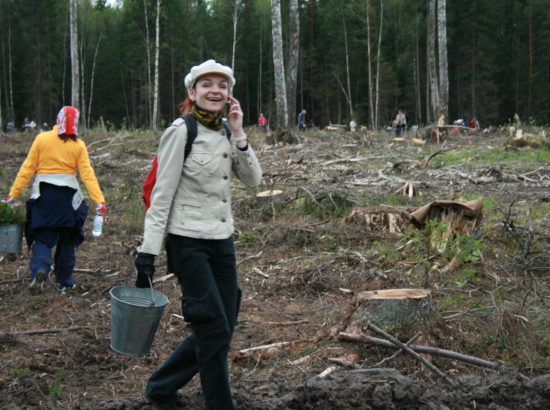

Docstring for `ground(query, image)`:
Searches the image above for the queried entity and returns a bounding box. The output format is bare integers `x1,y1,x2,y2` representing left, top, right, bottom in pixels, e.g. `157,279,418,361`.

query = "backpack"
141,114,232,209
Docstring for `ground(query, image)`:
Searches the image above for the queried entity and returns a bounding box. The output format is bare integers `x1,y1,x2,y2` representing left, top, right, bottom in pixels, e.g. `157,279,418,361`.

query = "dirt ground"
1,126,549,409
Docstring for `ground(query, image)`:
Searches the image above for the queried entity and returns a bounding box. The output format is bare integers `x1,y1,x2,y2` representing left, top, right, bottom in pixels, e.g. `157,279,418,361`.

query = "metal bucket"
110,284,169,356
0,224,24,253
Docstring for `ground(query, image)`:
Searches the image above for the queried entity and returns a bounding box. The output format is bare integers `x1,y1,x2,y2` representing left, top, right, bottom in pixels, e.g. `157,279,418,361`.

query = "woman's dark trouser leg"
54,228,78,287
145,235,238,410
29,229,56,280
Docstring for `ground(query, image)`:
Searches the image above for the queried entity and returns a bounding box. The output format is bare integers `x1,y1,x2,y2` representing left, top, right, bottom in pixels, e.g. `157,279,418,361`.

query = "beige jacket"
139,118,262,255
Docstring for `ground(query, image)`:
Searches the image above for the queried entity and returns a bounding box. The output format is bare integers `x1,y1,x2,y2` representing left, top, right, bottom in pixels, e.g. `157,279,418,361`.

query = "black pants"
145,235,239,410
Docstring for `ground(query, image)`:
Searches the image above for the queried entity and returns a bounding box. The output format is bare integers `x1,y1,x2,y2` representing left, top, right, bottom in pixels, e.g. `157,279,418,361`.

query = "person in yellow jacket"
3,106,106,292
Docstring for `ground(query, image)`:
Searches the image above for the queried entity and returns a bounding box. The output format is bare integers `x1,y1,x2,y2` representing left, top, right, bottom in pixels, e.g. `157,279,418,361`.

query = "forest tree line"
0,0,549,131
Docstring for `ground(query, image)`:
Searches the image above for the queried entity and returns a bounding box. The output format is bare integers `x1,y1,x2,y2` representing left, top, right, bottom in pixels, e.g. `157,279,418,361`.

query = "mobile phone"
225,99,231,113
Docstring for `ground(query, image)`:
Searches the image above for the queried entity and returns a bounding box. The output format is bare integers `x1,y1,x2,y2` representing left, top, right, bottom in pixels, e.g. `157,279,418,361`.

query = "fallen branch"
252,267,269,278
338,332,503,370
328,357,361,369
239,341,290,354
366,321,454,385
237,251,263,266
371,332,422,368
420,149,450,168
321,157,365,166
316,366,338,378
3,326,89,337
153,273,174,283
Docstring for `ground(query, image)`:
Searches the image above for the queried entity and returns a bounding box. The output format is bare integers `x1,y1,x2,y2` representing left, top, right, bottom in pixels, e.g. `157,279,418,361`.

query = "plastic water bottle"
92,214,104,237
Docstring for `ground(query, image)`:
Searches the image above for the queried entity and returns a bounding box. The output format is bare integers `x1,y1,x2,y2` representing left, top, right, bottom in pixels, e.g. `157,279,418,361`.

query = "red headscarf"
56,106,79,135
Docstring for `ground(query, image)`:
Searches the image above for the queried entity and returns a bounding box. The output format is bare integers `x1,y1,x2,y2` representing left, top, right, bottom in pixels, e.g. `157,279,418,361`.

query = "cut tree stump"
256,189,283,205
349,288,435,329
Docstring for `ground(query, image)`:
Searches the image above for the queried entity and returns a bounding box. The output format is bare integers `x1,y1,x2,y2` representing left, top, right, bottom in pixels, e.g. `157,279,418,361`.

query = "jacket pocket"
181,293,218,323
189,152,220,176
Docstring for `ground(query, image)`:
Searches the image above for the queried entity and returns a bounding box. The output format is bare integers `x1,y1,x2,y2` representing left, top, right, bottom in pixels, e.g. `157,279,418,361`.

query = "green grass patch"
431,147,550,168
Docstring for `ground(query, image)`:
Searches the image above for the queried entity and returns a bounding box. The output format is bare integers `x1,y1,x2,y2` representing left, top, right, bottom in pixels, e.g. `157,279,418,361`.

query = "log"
350,289,435,328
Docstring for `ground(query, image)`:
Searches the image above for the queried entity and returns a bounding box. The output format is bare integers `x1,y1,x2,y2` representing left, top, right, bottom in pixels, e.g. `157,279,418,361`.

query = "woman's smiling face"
188,74,229,113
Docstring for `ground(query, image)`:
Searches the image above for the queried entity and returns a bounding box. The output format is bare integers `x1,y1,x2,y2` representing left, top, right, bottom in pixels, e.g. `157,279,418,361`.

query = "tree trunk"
286,0,300,127
152,0,161,130
374,0,383,130
5,25,15,121
79,39,86,127
257,17,263,116
231,0,242,71
87,36,101,127
366,0,374,129
143,0,152,128
271,0,288,130
427,0,438,122
437,0,448,118
414,11,422,125
70,0,80,109
527,4,533,118
342,14,353,119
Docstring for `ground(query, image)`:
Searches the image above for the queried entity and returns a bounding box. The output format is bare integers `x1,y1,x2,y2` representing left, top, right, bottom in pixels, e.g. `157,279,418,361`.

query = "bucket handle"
147,276,156,307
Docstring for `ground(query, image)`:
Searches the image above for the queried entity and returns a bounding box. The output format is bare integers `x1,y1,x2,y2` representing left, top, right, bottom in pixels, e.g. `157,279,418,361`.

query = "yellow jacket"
9,126,105,204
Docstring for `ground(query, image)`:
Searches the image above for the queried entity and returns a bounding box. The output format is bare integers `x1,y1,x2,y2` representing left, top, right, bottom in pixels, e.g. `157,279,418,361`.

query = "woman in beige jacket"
135,60,261,410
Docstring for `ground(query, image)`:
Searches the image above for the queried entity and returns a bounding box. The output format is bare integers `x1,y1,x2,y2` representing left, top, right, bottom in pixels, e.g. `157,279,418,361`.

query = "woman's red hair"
178,96,194,115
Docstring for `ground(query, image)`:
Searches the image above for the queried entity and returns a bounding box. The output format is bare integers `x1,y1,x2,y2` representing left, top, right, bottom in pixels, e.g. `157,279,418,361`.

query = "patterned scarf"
192,104,223,131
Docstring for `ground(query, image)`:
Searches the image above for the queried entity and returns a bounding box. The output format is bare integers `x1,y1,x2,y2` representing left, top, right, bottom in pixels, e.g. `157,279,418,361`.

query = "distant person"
22,118,37,131
469,117,480,131
395,109,406,137
134,59,262,410
257,112,267,132
297,109,307,130
3,106,106,292
349,119,357,132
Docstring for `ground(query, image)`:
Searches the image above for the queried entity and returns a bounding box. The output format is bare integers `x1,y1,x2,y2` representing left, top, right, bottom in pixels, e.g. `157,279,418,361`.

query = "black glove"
134,252,156,288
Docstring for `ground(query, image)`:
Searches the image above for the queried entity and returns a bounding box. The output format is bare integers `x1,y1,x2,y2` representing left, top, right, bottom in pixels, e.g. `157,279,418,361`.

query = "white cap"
184,59,235,89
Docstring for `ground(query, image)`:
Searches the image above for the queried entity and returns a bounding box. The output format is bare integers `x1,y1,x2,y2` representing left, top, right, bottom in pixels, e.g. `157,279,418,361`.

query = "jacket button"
221,130,226,136
221,218,226,223
222,199,227,203
223,175,228,180
223,153,228,158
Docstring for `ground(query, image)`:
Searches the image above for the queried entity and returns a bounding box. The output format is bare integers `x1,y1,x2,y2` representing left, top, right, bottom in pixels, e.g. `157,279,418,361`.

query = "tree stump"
256,190,283,206
349,289,435,329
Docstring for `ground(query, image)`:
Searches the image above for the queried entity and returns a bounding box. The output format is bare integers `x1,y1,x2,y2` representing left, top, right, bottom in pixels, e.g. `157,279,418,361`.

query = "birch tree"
143,0,152,127
341,13,353,119
231,0,243,71
70,0,80,109
152,0,161,129
286,0,300,125
426,0,438,122
87,36,101,127
366,0,374,128
437,0,448,118
374,0,383,129
271,0,288,129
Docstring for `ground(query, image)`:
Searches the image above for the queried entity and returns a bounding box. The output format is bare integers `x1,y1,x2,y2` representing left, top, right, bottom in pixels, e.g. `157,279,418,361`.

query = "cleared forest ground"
1,126,549,409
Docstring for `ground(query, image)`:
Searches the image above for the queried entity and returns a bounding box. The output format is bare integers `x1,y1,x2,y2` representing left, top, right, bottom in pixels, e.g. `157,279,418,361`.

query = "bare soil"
1,127,549,409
